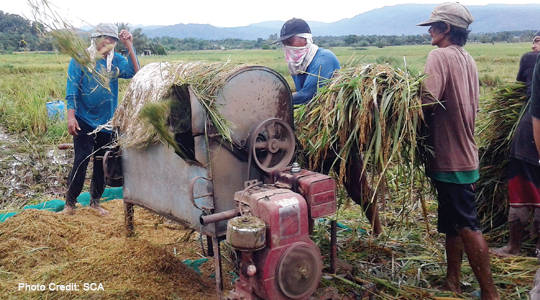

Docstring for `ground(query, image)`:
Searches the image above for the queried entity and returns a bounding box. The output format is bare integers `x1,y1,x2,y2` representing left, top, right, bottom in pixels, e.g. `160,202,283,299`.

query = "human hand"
119,30,133,47
68,118,80,136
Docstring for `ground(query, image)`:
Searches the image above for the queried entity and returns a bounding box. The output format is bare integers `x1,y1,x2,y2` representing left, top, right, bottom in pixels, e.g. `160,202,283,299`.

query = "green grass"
0,42,533,142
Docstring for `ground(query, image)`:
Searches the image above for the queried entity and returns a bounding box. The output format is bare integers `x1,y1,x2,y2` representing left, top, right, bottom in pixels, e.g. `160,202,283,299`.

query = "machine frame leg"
124,202,134,237
330,220,337,274
207,235,215,257
213,236,223,295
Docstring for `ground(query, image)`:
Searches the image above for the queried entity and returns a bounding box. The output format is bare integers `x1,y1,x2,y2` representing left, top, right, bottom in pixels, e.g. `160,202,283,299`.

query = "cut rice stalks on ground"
295,63,431,208
2,198,535,300
112,61,244,156
310,203,537,300
476,82,527,231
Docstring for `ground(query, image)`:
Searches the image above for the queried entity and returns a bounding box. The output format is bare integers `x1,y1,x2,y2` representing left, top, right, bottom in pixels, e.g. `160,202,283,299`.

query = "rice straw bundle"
112,61,245,152
475,82,527,231
28,0,110,89
295,63,429,202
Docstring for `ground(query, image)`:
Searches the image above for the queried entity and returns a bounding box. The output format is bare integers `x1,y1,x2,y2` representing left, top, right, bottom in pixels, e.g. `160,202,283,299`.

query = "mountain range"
135,4,540,40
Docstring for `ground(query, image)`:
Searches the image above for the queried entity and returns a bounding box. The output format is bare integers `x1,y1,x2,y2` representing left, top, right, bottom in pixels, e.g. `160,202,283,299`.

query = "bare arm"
119,30,139,73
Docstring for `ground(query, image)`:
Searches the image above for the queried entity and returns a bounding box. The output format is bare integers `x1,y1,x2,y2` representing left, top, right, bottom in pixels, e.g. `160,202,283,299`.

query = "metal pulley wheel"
248,118,295,173
276,243,322,299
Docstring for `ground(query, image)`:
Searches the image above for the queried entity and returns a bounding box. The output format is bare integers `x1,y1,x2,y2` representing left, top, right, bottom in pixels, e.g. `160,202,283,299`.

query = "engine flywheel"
276,243,322,299
247,118,295,173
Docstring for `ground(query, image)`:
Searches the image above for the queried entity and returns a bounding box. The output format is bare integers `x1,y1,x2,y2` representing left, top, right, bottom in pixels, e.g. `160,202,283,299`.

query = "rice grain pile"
0,200,217,299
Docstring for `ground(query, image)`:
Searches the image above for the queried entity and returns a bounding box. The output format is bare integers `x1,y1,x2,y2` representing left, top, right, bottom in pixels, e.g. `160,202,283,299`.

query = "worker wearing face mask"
276,18,382,236
60,23,139,216
275,18,341,105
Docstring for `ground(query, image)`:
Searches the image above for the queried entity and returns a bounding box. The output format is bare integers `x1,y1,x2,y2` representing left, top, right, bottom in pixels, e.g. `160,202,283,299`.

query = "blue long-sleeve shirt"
292,48,340,105
66,49,139,130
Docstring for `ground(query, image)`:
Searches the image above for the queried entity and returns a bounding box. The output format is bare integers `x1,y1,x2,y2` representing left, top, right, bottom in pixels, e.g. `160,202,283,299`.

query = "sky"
2,0,540,28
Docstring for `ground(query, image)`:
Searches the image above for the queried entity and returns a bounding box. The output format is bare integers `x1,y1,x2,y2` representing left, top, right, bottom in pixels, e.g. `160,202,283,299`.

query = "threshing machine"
117,63,339,300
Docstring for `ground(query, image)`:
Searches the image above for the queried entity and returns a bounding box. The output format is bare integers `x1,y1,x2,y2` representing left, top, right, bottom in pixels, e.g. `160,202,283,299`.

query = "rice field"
0,42,538,299
0,42,529,138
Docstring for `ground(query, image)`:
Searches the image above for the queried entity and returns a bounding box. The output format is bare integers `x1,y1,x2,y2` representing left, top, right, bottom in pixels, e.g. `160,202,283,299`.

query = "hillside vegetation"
1,8,539,53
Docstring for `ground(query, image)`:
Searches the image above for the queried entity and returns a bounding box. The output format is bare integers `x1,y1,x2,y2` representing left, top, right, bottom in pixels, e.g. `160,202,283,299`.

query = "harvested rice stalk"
28,0,110,89
476,82,527,231
138,100,189,160
295,63,429,205
112,61,240,151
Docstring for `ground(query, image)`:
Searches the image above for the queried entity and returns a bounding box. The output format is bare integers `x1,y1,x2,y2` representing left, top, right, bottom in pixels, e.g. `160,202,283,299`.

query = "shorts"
507,158,540,207
433,180,481,236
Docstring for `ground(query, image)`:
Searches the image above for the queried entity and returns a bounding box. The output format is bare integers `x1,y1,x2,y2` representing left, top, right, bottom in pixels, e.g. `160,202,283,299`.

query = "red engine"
226,168,336,300
271,167,336,222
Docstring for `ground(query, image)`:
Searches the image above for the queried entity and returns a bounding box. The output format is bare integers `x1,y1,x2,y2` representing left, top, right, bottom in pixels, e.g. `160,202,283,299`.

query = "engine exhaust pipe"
200,209,238,225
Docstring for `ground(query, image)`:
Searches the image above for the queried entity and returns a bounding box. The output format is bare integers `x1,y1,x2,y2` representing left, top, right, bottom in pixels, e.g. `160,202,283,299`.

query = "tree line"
0,11,538,54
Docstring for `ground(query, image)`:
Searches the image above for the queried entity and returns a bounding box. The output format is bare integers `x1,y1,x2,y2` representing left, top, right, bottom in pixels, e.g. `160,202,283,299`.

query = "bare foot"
439,282,461,294
490,246,520,258
372,226,382,237
90,203,109,217
58,205,75,215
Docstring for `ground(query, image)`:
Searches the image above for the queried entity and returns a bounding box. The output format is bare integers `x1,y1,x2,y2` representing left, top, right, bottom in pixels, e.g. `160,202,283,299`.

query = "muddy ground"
0,127,72,210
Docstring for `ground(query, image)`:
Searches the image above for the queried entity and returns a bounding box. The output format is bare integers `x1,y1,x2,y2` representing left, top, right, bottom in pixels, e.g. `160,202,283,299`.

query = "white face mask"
284,45,310,65
283,34,319,76
88,38,115,72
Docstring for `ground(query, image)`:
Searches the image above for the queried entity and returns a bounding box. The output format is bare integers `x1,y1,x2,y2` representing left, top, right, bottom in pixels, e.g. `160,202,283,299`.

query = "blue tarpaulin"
182,258,209,275
0,187,123,222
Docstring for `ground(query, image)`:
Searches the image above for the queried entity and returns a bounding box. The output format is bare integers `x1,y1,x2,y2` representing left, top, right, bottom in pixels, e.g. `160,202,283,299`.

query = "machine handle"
189,176,214,212
102,150,114,179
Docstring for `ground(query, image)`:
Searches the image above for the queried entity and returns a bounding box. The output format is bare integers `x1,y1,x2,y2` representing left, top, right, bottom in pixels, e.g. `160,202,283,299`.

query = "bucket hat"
417,2,474,29
91,23,119,40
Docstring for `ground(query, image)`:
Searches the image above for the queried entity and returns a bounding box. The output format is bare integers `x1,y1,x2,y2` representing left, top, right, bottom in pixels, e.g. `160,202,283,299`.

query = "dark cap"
417,2,474,29
274,18,311,44
536,30,540,37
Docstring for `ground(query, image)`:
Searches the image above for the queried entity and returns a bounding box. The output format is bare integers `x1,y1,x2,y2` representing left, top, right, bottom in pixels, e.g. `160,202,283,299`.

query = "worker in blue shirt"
276,18,381,235
276,18,341,104
60,23,139,216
